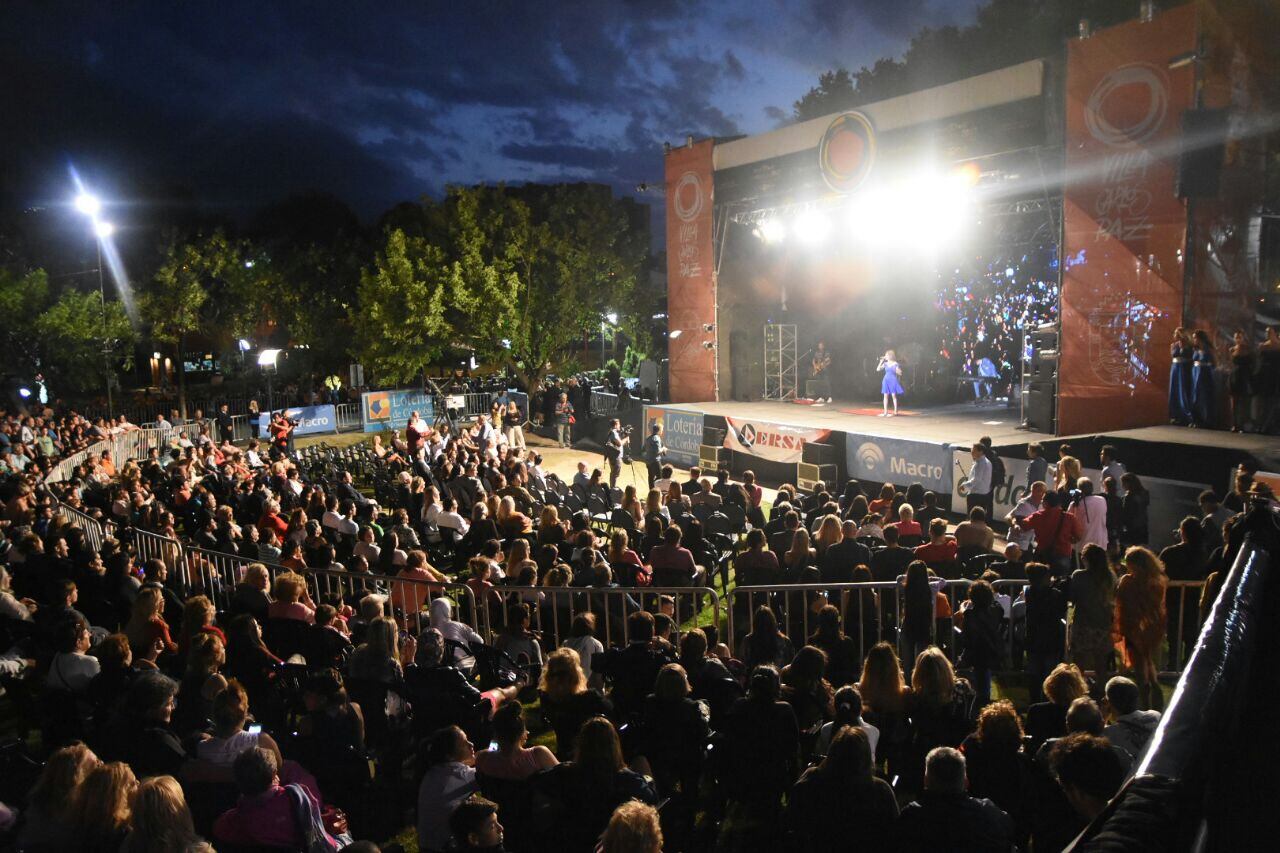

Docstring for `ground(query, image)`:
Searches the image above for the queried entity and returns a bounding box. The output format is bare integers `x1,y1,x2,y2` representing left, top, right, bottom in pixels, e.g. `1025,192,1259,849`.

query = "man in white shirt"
323,500,359,537
652,464,674,497
1068,477,1109,551
962,442,992,515
245,440,265,468
1006,481,1046,551
436,496,470,537
1098,445,1126,491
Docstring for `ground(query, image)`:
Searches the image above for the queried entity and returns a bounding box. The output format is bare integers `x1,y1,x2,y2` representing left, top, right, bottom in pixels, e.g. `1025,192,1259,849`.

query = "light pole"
258,349,282,432
76,192,116,417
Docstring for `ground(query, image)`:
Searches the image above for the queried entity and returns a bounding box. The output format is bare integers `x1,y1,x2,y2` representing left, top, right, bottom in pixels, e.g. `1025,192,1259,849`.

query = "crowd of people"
0,395,1267,852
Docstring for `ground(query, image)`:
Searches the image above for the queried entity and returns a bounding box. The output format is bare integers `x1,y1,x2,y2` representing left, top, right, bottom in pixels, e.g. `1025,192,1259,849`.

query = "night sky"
1,0,984,219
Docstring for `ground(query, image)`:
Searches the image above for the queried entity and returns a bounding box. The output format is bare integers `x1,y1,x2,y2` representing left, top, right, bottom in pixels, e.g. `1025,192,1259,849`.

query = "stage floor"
661,398,1280,465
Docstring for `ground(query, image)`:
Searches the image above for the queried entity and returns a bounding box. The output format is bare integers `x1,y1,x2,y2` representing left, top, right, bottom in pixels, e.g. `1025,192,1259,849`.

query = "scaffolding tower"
763,324,798,400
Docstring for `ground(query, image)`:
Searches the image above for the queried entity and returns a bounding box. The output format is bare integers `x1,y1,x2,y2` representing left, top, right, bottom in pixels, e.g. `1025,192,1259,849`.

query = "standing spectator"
958,580,1003,707
1098,444,1126,488
1228,329,1255,432
1026,663,1089,750
1022,563,1067,700
1119,472,1150,546
1026,442,1049,489
216,404,234,444
1067,544,1117,681
1017,492,1076,576
961,443,993,517
1115,546,1168,711
1068,478,1109,553
1006,481,1046,552
554,393,574,449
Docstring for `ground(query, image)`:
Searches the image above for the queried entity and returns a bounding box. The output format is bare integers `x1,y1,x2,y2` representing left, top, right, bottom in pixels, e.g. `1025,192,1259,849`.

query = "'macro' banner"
723,417,830,464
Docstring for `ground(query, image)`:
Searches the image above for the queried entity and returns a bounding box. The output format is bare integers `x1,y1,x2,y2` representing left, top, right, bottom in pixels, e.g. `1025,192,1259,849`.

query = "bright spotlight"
94,220,115,239
794,210,831,245
257,348,282,367
757,218,786,244
74,193,102,218
605,312,618,325
18,387,31,399
237,339,252,352
669,330,683,339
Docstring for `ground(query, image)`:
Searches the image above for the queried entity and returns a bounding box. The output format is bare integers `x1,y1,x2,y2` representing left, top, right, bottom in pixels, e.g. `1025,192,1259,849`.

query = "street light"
257,349,282,418
94,220,114,239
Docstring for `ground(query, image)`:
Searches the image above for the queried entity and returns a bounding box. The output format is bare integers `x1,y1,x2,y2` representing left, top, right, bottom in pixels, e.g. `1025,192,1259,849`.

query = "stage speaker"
802,441,838,467
1024,382,1056,432
703,425,726,447
699,444,727,469
1176,108,1227,199
798,462,838,493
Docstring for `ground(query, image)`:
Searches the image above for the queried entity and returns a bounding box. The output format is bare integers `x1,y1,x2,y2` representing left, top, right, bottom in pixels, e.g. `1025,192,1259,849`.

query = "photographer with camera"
604,418,629,490
641,422,666,489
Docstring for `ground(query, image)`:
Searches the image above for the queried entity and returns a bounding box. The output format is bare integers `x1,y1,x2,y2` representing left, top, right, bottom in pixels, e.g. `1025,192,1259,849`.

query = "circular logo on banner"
1084,63,1169,148
673,171,705,222
856,441,885,473
819,112,876,193
736,422,757,449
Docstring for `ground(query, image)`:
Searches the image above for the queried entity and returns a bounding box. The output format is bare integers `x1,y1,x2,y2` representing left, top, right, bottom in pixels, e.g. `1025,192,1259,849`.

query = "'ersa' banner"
723,417,830,465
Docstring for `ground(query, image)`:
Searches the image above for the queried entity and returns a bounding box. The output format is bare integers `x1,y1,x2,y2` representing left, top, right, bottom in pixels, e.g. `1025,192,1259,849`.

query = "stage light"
257,348,282,367
794,209,831,245
74,192,102,217
757,218,786,244
238,339,252,352
702,323,715,332
952,162,982,188
152,351,162,360
18,387,31,399
94,220,115,239
701,341,717,350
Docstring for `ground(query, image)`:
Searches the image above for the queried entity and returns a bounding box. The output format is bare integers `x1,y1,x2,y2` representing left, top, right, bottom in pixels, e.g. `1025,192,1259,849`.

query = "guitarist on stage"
811,339,833,404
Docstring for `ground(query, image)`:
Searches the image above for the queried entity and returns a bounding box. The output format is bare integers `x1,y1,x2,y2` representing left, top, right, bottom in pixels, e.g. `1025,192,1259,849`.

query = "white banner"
952,449,1208,550
723,417,830,465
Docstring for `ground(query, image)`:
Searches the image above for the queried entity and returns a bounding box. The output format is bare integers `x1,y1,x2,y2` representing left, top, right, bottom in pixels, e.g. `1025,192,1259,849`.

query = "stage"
641,398,1278,549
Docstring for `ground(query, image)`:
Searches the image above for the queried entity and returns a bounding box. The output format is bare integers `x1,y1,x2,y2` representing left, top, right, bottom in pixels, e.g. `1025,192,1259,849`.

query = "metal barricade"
334,403,362,432
45,440,111,483
131,528,186,582
729,581,901,664
54,502,108,553
483,585,720,650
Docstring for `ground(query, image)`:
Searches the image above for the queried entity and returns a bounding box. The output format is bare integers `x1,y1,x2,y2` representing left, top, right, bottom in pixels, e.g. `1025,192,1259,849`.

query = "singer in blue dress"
1168,327,1193,425
878,350,904,416
1190,329,1215,428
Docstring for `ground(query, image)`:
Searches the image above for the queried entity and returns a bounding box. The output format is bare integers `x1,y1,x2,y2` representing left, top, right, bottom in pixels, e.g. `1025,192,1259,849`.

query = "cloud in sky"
0,0,985,217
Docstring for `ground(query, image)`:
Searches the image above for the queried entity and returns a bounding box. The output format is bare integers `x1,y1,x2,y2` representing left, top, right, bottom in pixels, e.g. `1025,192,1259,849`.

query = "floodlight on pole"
257,348,282,368
94,220,115,239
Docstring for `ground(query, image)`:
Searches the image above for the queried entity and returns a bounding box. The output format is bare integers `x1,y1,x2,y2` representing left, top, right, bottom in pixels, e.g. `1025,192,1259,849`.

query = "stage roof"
712,59,1046,172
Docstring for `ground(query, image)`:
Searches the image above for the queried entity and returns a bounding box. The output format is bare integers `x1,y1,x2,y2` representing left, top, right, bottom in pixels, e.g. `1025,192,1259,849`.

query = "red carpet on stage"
840,407,920,417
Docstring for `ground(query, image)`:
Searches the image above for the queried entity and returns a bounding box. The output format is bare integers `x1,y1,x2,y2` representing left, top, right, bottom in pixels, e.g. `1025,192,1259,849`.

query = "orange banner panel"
665,139,718,403
1058,4,1197,435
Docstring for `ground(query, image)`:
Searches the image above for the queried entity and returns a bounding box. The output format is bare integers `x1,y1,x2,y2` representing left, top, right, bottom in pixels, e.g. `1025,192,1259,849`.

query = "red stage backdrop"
1058,4,1197,435
665,139,718,403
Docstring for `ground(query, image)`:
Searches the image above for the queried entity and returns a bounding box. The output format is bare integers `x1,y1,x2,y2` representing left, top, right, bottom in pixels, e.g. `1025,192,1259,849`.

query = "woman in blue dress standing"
1168,327,1193,425
1190,329,1216,428
878,349,904,417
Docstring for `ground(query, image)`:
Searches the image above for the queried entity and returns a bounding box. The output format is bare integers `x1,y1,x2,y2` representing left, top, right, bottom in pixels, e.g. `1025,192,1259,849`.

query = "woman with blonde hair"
783,527,816,579
126,587,177,658
19,742,100,849
600,800,663,853
496,495,532,536
620,484,644,526
267,571,316,623
1026,662,1089,749
1116,546,1169,710
1055,455,1083,495
177,594,223,657
70,761,138,853
813,514,843,557
538,647,611,759
122,775,201,853
537,504,567,548
173,633,228,736
643,488,669,523
901,647,976,792
346,615,409,684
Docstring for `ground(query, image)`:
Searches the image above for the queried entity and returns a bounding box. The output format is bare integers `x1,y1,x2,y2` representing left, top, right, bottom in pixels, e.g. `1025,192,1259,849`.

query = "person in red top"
647,524,700,587
257,500,289,540
1015,491,1077,575
868,483,897,520
913,518,958,563
464,556,504,611
894,504,923,539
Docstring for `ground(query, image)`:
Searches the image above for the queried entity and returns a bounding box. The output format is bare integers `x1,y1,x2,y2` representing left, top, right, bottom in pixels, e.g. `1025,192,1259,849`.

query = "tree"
0,265,136,397
143,230,256,416
352,228,454,387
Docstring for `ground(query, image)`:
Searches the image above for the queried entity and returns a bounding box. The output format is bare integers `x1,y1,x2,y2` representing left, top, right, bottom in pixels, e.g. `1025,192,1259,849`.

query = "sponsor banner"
847,435,952,497
951,449,1206,550
642,406,704,468
256,405,337,438
1059,5,1197,434
723,417,830,465
665,139,718,403
361,389,434,433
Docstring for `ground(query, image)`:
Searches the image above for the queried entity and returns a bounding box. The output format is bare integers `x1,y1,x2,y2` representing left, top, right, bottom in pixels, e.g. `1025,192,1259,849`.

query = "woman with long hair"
901,561,935,663
346,616,407,685
475,702,558,781
782,527,816,580
538,647,611,760
125,587,177,658
1068,543,1117,680
869,483,896,519
781,645,835,742
121,775,201,853
1055,455,1083,496
813,514,842,558
744,605,794,671
1116,546,1169,710
807,604,860,687
70,761,138,853
172,633,228,737
1190,329,1216,428
787,726,898,853
537,504,568,548
607,529,648,587
19,742,100,849
959,700,1034,844
619,484,643,526
1169,326,1194,424
842,494,869,524
902,647,976,794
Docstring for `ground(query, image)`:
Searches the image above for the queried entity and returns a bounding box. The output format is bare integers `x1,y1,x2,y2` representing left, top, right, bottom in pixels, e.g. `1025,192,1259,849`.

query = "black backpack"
987,450,1006,491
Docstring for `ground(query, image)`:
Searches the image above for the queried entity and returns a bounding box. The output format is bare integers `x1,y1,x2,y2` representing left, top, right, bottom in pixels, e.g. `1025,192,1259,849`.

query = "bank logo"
856,442,885,473
1084,63,1169,148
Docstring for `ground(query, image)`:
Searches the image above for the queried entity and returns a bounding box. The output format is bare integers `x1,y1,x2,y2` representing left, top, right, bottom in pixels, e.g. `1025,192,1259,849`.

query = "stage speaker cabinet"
702,426,726,447
798,462,837,493
699,444,727,469
1024,382,1056,432
802,441,838,467
1176,108,1227,199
